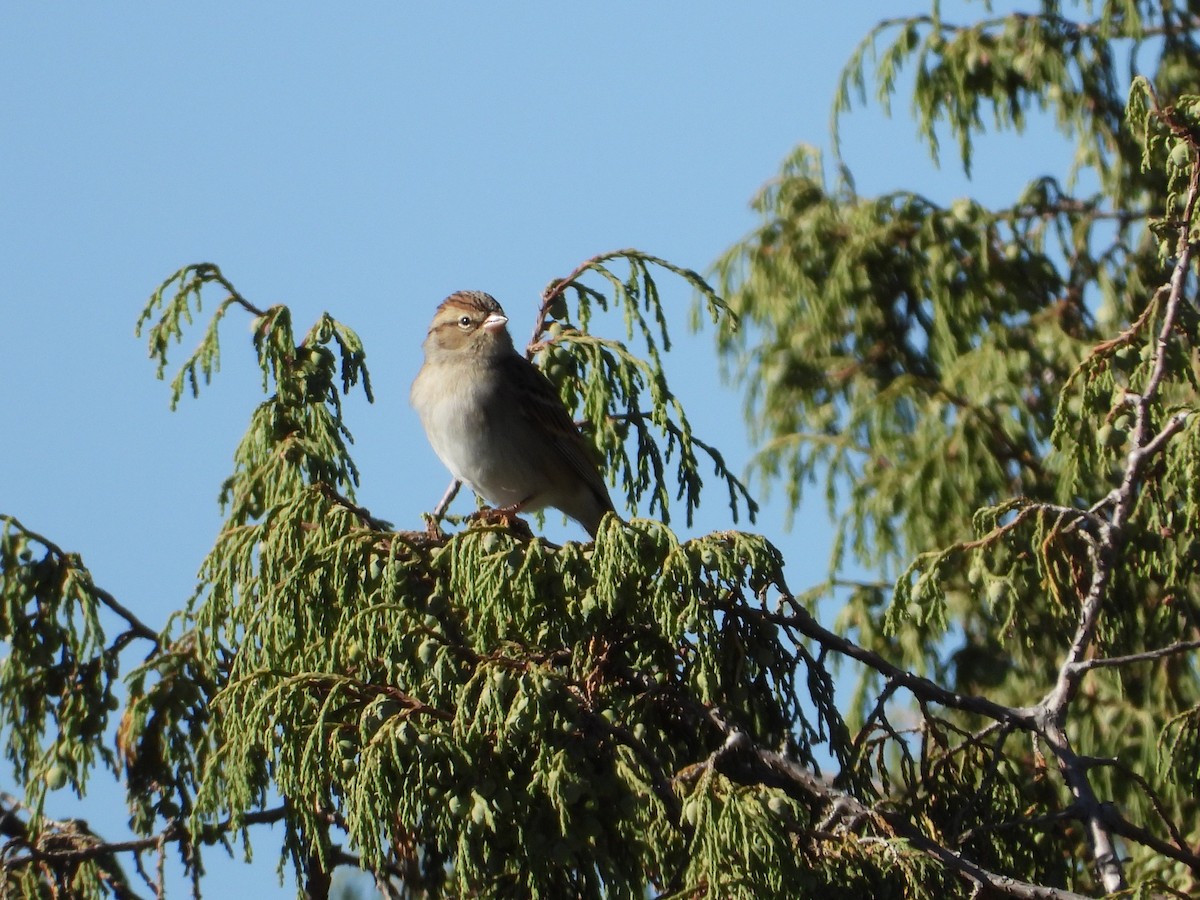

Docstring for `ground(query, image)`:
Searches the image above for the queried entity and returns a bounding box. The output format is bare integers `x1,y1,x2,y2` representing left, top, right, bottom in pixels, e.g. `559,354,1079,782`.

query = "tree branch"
1030,110,1200,894
719,593,1035,727
2,797,290,878
1069,638,1200,673
700,713,1095,900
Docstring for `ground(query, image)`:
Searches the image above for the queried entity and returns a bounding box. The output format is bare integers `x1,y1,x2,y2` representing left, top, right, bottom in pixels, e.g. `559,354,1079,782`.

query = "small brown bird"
410,291,614,537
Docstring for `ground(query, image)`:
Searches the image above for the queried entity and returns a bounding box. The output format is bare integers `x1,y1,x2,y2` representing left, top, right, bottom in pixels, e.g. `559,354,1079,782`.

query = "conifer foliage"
4,2,1200,898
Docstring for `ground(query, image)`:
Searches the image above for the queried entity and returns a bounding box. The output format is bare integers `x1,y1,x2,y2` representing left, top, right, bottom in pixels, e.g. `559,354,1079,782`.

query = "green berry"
986,580,1010,607
1168,142,1191,169
44,764,69,791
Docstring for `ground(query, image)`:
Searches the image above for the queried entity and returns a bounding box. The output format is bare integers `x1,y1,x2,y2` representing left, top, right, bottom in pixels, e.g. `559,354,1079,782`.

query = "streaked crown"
424,290,513,355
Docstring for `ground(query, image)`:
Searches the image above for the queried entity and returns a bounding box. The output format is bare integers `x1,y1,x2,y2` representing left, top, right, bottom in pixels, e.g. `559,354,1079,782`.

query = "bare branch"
719,593,1035,727
1070,639,1200,673
1,797,290,884
700,713,1095,900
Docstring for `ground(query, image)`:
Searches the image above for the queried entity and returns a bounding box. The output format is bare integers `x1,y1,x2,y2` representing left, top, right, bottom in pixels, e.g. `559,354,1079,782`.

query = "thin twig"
1070,639,1200,672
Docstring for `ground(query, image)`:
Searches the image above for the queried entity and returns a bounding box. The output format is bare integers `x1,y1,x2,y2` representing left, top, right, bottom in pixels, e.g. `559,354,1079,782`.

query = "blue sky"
1,2,1072,896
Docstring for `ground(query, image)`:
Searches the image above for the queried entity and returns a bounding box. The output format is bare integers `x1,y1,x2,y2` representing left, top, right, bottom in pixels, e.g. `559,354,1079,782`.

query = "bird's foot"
469,505,535,539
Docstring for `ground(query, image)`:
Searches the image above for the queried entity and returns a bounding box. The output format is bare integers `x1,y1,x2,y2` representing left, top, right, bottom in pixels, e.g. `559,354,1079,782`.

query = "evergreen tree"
3,2,1200,897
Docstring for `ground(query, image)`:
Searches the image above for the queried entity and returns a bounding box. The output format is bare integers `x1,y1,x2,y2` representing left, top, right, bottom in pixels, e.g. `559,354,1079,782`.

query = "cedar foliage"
4,2,1200,897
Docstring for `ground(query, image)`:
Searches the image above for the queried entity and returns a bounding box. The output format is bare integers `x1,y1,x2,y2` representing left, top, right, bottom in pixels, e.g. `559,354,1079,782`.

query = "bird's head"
424,290,515,359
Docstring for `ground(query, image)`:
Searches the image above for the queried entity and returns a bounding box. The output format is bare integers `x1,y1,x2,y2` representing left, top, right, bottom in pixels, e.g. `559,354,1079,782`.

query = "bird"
410,290,615,537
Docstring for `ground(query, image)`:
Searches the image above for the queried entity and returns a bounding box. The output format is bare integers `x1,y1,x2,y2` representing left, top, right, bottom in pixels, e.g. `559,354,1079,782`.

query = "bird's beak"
482,313,508,333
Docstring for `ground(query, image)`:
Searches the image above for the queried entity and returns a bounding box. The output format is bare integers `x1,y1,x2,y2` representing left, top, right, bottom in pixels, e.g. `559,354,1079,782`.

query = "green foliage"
138,265,373,521
128,253,819,897
4,252,864,899
714,145,1087,563
714,0,1200,895
0,519,121,804
0,518,139,899
192,508,821,896
7,3,1200,898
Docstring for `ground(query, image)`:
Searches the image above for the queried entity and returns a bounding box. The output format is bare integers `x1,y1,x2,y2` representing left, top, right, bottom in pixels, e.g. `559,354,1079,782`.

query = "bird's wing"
501,353,614,511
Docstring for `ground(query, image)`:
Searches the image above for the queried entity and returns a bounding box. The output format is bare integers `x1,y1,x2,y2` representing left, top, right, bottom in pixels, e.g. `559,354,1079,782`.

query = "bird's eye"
457,316,472,329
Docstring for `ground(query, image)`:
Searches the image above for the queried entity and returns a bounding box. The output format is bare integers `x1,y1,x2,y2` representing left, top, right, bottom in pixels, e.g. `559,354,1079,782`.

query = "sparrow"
410,291,614,537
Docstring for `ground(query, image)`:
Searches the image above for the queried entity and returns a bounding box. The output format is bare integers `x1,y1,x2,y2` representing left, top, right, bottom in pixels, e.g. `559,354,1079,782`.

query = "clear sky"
1,2,1070,896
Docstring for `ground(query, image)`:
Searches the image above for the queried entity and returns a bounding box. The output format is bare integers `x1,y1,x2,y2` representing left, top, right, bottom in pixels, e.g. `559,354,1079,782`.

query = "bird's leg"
432,479,462,520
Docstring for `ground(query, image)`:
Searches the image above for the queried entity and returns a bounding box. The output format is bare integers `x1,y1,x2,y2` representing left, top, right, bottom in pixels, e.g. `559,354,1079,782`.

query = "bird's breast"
411,364,532,506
